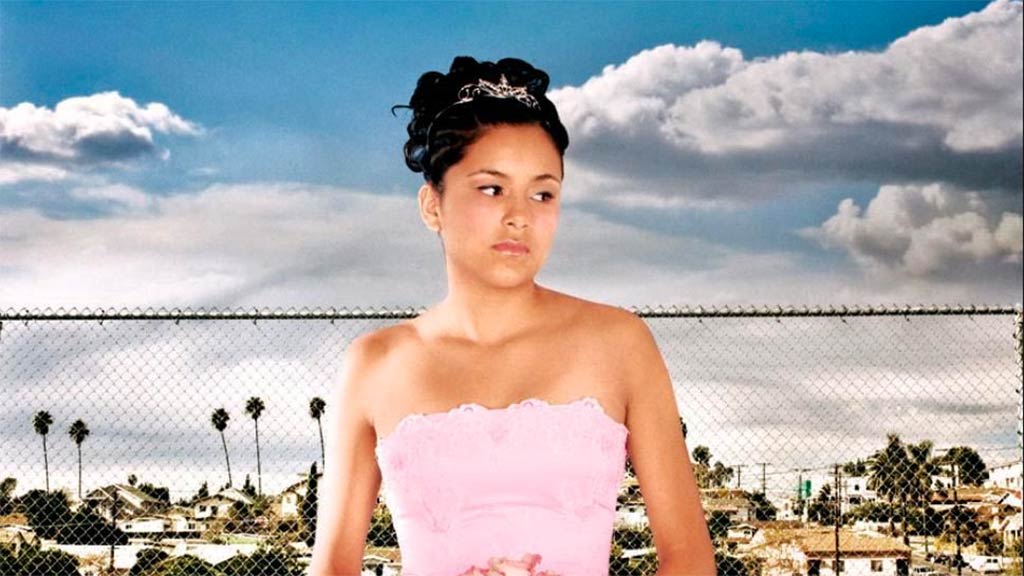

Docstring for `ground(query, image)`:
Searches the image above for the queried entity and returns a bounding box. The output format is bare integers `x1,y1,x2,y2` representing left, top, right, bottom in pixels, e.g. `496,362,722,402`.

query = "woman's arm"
308,334,384,575
617,312,716,575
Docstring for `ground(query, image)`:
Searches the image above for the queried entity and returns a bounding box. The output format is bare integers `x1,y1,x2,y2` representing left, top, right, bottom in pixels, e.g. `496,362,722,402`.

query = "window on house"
832,559,845,572
871,559,882,572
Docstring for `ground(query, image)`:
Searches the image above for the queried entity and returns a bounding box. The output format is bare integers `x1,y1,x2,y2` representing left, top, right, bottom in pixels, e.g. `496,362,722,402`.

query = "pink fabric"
374,396,630,576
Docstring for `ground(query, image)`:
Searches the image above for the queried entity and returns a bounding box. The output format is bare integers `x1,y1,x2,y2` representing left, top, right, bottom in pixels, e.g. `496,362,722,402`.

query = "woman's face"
420,123,563,289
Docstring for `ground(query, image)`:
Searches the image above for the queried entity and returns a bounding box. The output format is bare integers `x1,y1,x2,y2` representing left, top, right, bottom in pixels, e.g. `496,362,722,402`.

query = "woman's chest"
370,326,627,443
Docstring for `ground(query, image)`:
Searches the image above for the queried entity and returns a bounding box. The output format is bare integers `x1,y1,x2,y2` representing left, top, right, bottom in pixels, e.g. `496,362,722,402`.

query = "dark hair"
391,56,570,192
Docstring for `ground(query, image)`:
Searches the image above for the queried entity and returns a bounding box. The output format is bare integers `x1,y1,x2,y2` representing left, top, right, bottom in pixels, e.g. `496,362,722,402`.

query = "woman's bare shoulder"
549,290,641,334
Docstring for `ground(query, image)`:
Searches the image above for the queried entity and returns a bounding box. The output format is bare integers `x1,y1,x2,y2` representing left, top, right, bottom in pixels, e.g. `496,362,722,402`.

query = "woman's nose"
503,194,529,228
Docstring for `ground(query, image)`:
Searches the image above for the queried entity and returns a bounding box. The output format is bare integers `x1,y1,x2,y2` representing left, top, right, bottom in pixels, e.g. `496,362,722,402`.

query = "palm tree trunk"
220,431,233,487
43,434,49,492
255,418,262,497
901,496,909,546
889,497,896,536
317,418,325,471
77,443,83,499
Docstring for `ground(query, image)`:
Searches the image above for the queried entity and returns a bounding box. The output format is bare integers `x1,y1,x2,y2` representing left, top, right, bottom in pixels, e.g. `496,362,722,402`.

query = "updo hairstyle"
392,56,570,193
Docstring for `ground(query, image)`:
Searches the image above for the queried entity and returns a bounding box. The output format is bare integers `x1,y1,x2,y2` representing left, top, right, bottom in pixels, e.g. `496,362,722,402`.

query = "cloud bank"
0,91,202,185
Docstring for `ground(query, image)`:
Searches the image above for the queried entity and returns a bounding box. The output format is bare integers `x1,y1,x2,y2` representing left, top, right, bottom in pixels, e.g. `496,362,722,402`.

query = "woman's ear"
419,183,442,233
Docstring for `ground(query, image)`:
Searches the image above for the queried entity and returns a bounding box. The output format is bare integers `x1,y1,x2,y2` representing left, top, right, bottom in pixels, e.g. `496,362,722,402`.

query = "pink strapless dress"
373,396,630,576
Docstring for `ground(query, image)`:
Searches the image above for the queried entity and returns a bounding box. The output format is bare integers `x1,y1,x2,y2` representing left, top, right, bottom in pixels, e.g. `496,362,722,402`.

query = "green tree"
715,551,751,576
301,462,319,547
216,546,304,576
745,490,777,521
58,508,126,545
32,411,53,491
0,477,16,514
196,481,209,500
20,488,72,539
692,445,734,489
130,548,169,576
868,433,910,538
137,482,171,505
935,446,989,486
707,510,732,543
808,483,839,525
67,419,90,500
211,408,233,487
906,440,937,543
842,458,869,476
244,397,265,496
309,396,326,471
241,474,256,499
11,548,80,576
144,555,224,576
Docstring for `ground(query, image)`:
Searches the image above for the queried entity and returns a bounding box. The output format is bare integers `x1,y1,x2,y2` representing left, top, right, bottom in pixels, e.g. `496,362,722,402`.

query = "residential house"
273,471,319,519
744,525,909,576
800,529,910,576
0,524,40,557
702,488,752,524
985,459,1023,492
193,487,253,520
83,484,165,521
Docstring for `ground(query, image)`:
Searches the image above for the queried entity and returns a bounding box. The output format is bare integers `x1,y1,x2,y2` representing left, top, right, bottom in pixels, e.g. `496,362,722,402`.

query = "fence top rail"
0,303,1021,321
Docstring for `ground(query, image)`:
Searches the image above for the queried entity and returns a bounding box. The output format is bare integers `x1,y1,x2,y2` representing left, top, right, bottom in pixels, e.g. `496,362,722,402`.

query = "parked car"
910,566,948,576
969,555,1005,573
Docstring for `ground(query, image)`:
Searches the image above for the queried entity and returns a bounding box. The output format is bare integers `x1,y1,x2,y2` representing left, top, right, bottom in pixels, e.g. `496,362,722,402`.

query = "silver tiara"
454,73,540,110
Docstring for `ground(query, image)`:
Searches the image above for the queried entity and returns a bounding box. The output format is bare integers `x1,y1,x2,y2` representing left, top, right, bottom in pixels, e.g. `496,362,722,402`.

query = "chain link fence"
1,304,1021,576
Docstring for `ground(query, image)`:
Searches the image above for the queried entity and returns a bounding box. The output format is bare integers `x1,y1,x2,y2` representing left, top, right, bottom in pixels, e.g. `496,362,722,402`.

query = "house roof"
363,546,401,563
748,526,910,559
84,484,163,507
194,487,254,506
799,531,911,558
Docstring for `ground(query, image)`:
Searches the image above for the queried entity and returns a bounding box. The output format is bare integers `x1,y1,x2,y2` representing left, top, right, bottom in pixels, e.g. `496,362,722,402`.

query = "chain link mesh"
1,305,1021,575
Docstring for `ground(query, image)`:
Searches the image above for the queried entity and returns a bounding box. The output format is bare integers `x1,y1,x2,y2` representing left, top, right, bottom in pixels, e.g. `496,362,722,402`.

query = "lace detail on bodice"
375,395,627,450
372,396,630,575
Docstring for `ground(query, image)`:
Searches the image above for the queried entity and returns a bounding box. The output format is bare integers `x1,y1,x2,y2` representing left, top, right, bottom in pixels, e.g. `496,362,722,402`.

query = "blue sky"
1,1,1021,310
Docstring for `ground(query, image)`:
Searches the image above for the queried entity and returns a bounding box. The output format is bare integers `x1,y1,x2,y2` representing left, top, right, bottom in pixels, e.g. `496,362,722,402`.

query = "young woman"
309,56,715,576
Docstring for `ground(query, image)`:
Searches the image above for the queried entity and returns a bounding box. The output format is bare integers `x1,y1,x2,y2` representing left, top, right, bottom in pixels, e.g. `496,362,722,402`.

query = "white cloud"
800,182,1023,278
548,0,1022,207
2,180,1017,312
0,91,202,185
0,161,70,185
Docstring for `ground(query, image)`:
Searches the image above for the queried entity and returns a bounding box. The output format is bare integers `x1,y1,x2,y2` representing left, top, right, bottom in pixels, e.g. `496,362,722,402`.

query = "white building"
192,487,253,520
985,459,1023,491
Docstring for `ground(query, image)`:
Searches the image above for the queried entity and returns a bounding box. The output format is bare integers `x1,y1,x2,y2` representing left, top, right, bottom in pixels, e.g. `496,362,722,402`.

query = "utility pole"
834,463,842,574
953,462,962,576
761,462,767,494
110,490,119,571
736,464,744,490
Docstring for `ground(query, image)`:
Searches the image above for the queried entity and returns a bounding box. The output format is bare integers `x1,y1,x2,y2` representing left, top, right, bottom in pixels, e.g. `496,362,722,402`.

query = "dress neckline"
375,395,628,450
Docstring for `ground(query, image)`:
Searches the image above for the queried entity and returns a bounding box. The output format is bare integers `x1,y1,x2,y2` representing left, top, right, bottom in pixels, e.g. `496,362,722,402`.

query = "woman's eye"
478,186,554,202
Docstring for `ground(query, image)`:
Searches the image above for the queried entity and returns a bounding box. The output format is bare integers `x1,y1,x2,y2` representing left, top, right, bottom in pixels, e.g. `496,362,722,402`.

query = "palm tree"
211,408,233,487
906,440,937,548
33,411,53,491
68,419,90,499
309,397,326,470
245,397,265,496
867,433,911,538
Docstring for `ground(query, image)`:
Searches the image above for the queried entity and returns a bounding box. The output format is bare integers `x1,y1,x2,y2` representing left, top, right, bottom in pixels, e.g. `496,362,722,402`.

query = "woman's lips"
493,241,529,254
